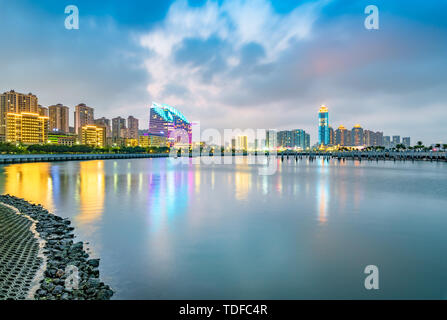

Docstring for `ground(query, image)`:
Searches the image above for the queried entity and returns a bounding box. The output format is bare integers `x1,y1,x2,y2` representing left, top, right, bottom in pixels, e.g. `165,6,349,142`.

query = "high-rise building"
383,136,391,148
38,105,49,117
402,137,411,147
328,126,334,145
112,117,127,140
277,129,310,149
351,124,364,146
80,125,106,147
94,117,111,138
335,125,349,146
236,136,248,151
318,105,329,146
127,116,139,139
48,104,70,133
149,102,191,145
392,135,401,147
1,90,39,137
6,112,49,144
74,103,94,134
265,130,277,150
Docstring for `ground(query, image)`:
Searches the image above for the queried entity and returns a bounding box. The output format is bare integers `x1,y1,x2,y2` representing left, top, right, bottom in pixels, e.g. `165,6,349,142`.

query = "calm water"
0,157,446,299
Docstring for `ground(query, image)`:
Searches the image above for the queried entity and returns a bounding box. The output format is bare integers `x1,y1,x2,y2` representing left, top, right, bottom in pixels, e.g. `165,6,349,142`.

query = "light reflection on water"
0,157,447,299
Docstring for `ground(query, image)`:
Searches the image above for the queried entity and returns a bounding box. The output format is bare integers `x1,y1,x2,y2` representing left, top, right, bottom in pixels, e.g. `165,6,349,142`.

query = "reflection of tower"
77,161,105,225
318,105,329,146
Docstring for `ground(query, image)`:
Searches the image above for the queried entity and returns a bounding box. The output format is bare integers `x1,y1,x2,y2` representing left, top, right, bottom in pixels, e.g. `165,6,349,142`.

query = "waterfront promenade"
0,153,169,164
0,151,445,165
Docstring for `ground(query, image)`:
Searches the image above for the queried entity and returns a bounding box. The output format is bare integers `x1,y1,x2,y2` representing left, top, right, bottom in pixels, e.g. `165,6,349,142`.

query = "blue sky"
1,0,446,144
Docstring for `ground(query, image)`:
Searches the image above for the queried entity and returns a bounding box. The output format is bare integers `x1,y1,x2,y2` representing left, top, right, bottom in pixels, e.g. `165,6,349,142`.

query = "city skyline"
0,88,423,148
1,0,446,145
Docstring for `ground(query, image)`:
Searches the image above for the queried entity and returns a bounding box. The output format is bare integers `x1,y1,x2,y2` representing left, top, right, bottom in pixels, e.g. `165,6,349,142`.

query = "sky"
1,0,446,144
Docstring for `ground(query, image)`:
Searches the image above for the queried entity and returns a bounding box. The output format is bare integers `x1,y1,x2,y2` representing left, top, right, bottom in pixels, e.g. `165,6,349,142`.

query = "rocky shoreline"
0,195,114,300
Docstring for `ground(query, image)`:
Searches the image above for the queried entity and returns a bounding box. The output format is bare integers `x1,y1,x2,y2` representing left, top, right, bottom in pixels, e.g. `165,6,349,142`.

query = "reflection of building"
48,133,76,146
77,161,105,225
149,102,191,146
351,124,364,146
80,125,106,147
49,104,70,133
318,105,329,146
74,104,94,134
6,112,49,144
139,134,168,148
127,116,139,139
1,90,39,137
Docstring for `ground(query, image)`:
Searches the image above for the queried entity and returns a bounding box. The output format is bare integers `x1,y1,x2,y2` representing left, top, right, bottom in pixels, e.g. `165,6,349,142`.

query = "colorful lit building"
74,103,94,134
351,124,364,146
139,134,168,148
80,125,106,147
318,105,329,146
335,125,349,146
1,90,39,138
149,102,191,146
47,133,77,146
6,112,49,144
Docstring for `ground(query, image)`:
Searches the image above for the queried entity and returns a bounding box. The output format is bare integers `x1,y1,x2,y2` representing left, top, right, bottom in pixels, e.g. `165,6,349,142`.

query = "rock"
53,285,64,295
87,259,100,268
87,278,101,288
55,269,65,278
96,289,114,300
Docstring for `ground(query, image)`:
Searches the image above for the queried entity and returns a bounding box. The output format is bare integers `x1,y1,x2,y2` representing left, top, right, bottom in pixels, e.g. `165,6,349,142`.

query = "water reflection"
3,162,55,211
76,161,105,225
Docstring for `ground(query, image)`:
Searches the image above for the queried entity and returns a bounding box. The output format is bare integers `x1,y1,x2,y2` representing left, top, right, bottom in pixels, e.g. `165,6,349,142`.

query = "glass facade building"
318,105,329,146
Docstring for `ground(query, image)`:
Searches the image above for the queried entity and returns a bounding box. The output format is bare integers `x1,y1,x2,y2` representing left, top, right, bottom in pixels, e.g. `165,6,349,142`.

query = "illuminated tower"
351,124,364,146
318,105,329,146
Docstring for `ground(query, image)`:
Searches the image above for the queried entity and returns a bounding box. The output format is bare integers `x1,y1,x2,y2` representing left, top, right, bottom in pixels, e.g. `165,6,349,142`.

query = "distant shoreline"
0,150,445,165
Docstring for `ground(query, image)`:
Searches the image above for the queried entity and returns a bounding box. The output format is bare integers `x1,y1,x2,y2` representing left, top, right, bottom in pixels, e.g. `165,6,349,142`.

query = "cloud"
139,0,327,125
139,0,447,144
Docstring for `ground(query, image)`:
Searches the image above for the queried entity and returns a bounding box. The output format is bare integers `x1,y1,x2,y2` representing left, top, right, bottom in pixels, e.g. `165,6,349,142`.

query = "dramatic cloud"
139,0,447,144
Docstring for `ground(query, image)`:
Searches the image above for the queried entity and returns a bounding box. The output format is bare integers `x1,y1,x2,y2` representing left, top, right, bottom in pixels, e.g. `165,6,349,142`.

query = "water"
0,157,446,299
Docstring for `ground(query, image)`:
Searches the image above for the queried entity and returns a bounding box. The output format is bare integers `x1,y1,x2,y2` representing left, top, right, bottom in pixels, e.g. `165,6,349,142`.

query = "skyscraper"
384,136,391,148
318,105,329,146
0,90,39,137
74,103,94,134
328,126,334,145
351,124,364,146
38,105,49,117
335,125,349,146
112,117,127,140
127,116,139,139
392,135,401,147
49,104,70,133
402,137,411,147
